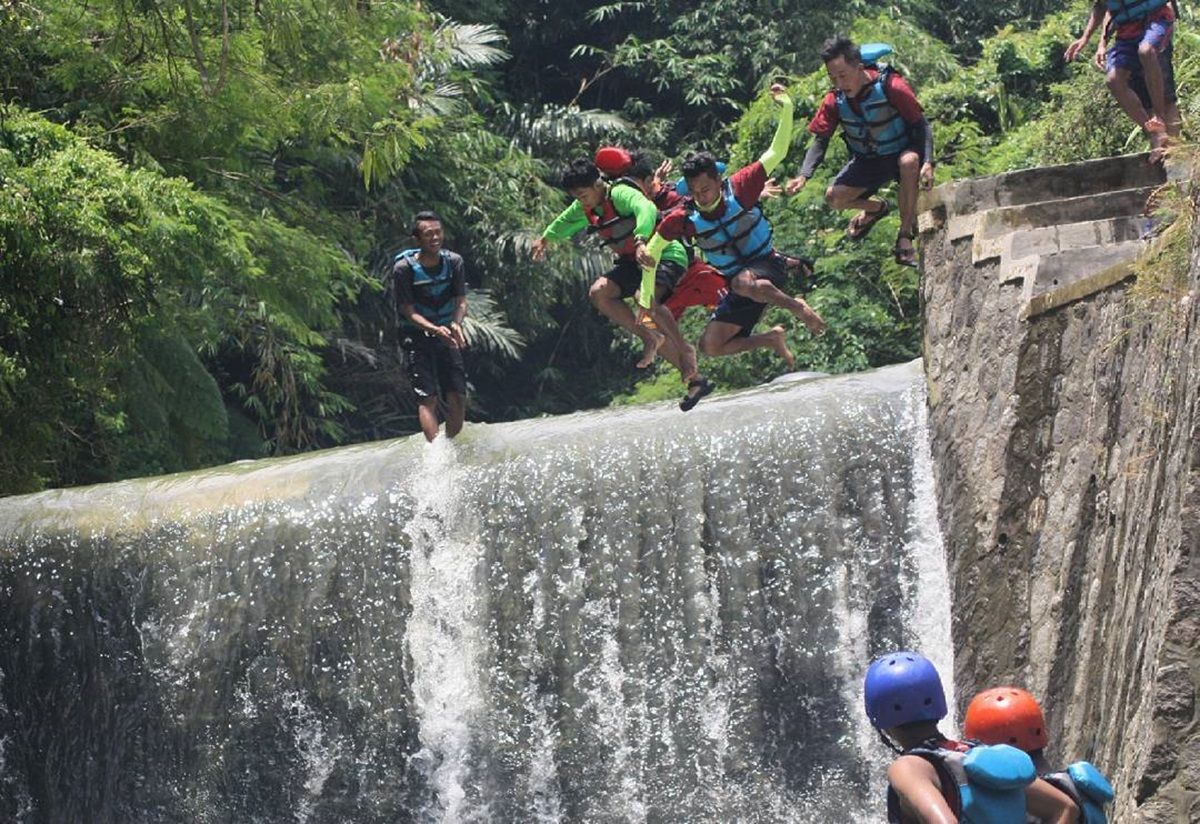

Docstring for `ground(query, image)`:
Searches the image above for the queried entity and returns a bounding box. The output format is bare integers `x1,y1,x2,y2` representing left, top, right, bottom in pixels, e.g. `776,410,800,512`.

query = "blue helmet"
864,650,948,730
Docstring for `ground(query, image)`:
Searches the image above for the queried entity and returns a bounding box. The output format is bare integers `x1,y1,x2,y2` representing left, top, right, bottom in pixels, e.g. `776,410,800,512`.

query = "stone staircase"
918,153,1169,319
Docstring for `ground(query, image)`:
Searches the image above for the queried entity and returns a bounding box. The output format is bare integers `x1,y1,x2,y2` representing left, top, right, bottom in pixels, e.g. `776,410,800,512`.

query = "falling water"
0,359,951,822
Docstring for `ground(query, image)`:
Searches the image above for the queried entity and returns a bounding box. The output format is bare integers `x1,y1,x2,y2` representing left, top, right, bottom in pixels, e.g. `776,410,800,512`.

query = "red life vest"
584,178,644,258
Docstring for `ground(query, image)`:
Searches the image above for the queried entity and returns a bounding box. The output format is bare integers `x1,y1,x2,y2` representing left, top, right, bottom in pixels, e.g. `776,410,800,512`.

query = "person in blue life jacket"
785,37,935,268
1064,0,1179,162
964,688,1115,824
532,156,714,411
636,83,827,371
393,211,469,442
864,651,1080,823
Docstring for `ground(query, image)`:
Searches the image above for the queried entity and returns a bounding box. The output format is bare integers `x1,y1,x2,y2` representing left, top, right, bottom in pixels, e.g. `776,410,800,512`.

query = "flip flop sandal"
847,200,889,241
893,232,918,268
679,376,714,412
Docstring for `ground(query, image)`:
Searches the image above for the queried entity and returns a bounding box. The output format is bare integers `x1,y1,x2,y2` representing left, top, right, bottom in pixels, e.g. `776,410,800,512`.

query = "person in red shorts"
638,84,826,370
595,147,813,322
1065,0,1178,162
785,36,935,267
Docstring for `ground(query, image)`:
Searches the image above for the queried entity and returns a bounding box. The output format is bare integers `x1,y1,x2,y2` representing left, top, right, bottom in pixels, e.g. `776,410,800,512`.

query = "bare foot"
1147,118,1169,164
768,325,795,370
792,297,826,336
636,330,664,368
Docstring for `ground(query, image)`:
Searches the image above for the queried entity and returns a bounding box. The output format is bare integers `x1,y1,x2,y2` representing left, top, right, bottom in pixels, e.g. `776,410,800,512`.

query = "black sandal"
894,230,918,268
679,376,714,412
847,199,889,241
777,252,816,291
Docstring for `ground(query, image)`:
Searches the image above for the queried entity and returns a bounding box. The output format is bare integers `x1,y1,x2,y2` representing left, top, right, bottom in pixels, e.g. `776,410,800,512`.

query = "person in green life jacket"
531,158,714,411
1064,0,1178,162
393,211,468,442
637,83,826,370
785,37,935,268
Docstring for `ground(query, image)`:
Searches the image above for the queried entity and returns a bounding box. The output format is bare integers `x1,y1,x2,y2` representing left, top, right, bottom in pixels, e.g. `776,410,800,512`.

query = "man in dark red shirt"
637,84,825,370
785,36,934,267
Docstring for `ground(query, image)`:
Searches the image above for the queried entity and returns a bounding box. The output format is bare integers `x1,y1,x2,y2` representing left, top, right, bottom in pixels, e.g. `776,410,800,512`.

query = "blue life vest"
835,66,911,158
685,180,774,278
888,743,1036,824
395,248,458,327
1106,0,1168,26
1043,761,1114,824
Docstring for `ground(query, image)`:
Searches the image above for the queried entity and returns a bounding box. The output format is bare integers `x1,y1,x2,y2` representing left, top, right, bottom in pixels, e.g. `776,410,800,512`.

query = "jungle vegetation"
0,0,1194,493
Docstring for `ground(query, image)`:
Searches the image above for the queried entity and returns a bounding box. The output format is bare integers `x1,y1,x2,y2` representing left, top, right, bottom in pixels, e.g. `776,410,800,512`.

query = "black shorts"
604,257,685,300
833,152,915,198
403,331,467,400
709,255,787,338
1130,41,1177,108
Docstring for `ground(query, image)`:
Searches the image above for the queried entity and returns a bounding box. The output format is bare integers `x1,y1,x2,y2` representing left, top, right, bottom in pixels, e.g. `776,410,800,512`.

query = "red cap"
595,146,632,177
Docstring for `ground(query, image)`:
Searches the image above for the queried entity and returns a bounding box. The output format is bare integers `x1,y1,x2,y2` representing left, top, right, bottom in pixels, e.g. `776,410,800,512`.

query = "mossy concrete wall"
921,157,1198,822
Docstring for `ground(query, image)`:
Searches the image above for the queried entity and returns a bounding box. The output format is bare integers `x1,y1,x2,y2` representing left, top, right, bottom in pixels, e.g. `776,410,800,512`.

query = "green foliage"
1129,157,1199,324
3,0,1195,491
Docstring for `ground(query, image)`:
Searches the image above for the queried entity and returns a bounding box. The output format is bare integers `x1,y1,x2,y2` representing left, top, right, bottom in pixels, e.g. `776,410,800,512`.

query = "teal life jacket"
395,248,458,327
1043,761,1115,824
1106,0,1168,26
835,65,911,158
685,179,774,278
888,742,1036,824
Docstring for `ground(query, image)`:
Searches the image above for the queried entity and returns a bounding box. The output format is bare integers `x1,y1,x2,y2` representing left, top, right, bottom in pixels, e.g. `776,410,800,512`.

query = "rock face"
920,154,1199,822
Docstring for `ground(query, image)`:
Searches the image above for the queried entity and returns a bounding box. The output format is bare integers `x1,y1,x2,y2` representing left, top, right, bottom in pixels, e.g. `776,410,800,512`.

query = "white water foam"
904,382,956,732
402,438,489,822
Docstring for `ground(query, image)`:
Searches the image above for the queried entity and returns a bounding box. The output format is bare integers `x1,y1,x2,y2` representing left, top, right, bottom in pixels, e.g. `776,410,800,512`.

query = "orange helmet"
963,687,1049,752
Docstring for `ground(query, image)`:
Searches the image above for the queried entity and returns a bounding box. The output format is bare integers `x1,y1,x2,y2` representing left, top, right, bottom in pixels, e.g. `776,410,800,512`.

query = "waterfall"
0,359,951,823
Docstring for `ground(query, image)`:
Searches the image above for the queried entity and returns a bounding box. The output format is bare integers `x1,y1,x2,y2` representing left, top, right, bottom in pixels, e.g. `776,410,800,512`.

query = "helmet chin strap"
877,728,903,754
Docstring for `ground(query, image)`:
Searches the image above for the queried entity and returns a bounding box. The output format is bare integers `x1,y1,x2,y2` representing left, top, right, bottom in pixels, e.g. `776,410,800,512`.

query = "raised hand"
654,158,674,189
530,236,548,262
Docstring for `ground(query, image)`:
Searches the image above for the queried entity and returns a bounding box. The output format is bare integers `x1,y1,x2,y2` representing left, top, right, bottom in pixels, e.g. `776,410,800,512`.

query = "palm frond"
436,21,508,69
463,290,525,359
586,2,647,24
502,103,631,154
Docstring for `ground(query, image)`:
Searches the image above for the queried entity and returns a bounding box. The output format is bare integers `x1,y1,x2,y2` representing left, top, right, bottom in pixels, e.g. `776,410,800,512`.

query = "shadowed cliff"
920,152,1199,822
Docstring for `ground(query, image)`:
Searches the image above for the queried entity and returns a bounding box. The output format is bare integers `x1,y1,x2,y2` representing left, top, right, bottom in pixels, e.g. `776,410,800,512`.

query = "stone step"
976,214,1147,268
947,186,1154,243
920,153,1165,220
1020,239,1145,319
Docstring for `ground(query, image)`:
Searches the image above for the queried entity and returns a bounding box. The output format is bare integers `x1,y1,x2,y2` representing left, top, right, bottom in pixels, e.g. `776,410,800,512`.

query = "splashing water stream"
0,360,951,822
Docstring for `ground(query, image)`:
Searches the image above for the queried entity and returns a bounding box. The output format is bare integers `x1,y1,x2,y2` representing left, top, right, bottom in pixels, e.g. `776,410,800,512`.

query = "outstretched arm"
533,200,589,260
759,84,795,176
1065,2,1107,61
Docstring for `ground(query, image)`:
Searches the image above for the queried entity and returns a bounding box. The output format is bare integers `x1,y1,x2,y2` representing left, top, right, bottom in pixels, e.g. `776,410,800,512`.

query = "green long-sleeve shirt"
541,183,689,269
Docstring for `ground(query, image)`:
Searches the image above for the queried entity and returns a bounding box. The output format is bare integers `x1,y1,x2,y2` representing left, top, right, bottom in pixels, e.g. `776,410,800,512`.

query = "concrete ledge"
948,186,1154,242
1020,240,1145,319
973,214,1146,266
920,152,1165,220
